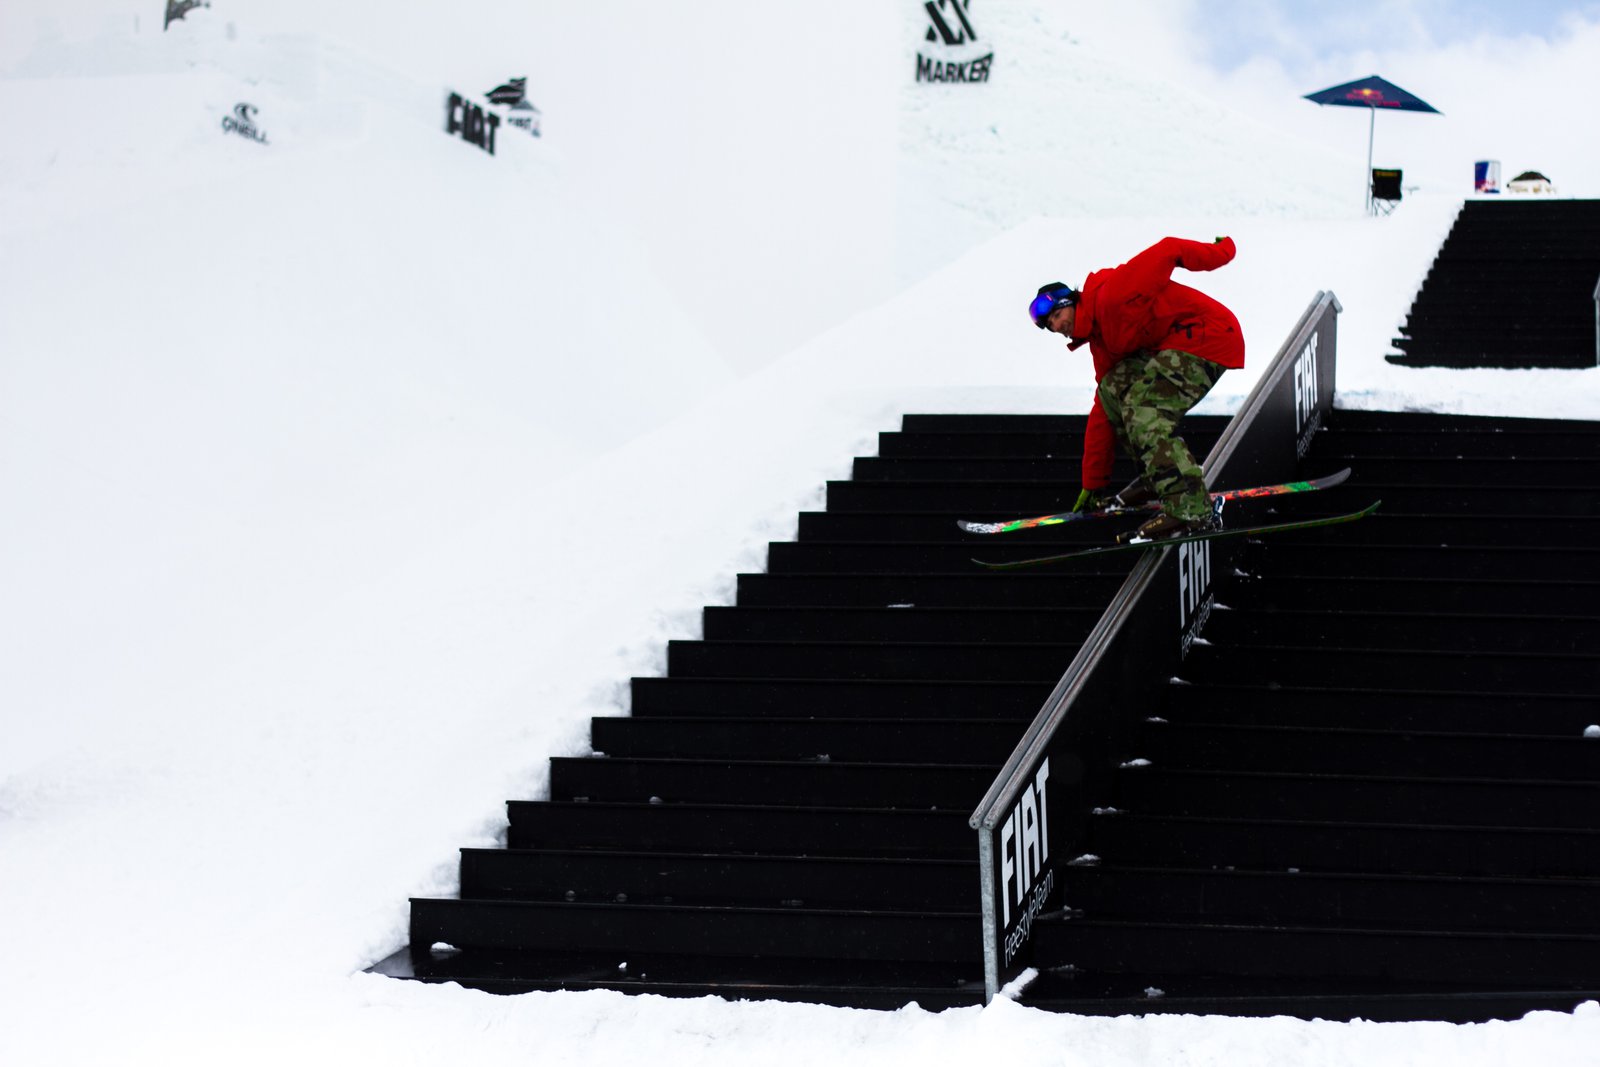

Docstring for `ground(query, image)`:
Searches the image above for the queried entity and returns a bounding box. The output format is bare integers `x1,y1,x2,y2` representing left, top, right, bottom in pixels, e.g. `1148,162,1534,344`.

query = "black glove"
1072,488,1106,513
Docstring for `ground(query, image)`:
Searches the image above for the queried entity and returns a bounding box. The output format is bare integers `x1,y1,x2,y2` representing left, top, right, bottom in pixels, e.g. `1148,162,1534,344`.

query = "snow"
3,2,1600,1065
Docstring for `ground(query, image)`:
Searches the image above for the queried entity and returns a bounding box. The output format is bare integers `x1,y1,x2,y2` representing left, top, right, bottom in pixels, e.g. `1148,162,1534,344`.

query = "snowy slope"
0,18,732,775
896,4,1356,277
2,3,1599,1066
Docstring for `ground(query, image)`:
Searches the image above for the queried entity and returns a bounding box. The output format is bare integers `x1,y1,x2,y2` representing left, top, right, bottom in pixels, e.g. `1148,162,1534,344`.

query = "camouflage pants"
1098,349,1225,521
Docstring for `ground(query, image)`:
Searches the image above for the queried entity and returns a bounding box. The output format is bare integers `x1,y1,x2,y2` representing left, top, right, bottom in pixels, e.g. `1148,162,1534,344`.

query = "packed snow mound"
897,6,1355,276
0,12,731,760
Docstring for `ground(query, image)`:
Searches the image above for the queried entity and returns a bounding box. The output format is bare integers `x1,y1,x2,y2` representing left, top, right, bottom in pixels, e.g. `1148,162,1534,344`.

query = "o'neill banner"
916,0,993,84
221,102,269,144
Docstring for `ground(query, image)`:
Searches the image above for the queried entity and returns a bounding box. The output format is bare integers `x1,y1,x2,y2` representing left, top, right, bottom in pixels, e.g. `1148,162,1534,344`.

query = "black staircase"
373,297,1600,1020
374,414,1225,1008
1019,409,1600,1021
1388,198,1600,369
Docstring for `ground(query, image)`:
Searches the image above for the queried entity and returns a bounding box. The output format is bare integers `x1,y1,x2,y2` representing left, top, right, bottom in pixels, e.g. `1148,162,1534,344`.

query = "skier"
1029,236,1244,542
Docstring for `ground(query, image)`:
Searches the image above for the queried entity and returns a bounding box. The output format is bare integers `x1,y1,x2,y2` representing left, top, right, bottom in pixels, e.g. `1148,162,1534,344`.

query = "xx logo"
924,0,978,46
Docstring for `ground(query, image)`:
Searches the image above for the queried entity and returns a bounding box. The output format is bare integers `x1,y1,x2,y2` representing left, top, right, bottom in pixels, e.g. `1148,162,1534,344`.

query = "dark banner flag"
486,78,528,106
164,0,210,31
485,77,542,138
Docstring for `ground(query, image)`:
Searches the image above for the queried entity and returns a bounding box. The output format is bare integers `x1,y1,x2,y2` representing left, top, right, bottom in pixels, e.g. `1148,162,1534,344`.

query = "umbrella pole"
1365,105,1375,215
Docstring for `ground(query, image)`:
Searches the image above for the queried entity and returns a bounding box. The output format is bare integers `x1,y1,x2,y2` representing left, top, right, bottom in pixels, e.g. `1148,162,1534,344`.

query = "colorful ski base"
972,500,1381,571
955,467,1352,535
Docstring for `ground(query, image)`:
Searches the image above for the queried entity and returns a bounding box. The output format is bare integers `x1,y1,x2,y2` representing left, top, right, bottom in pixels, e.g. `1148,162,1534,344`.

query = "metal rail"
969,291,1342,1001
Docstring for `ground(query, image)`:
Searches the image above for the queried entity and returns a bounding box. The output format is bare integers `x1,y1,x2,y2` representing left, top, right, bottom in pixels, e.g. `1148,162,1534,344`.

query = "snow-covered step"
823,480,1103,514
1181,641,1598,694
1319,409,1600,434
547,755,995,809
506,800,972,858
458,847,976,912
826,477,1591,522
851,456,1156,482
1114,767,1600,829
896,414,1129,432
1087,812,1600,880
665,637,1082,682
408,897,980,964
1062,864,1600,935
629,675,1049,719
1163,682,1600,735
766,538,1141,574
863,454,1599,485
734,570,1130,607
878,416,1227,458
1219,572,1600,616
1032,916,1600,988
1355,454,1600,483
590,715,1022,765
1018,978,1600,1024
375,948,985,1010
1244,541,1600,580
701,604,1101,643
877,428,1100,457
1311,425,1600,460
1255,511,1594,547
1197,604,1599,653
797,509,1132,542
1131,720,1600,780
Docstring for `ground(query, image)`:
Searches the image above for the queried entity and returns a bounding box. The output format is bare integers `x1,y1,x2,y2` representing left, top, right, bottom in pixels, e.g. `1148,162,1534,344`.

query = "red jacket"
1069,236,1245,489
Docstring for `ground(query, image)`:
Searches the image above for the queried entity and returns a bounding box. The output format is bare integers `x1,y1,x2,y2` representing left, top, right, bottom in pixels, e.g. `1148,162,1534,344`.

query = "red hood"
1067,268,1112,351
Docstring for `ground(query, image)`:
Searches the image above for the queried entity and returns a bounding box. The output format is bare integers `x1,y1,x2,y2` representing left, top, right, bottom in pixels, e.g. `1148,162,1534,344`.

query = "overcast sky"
1184,0,1600,69
1065,0,1600,197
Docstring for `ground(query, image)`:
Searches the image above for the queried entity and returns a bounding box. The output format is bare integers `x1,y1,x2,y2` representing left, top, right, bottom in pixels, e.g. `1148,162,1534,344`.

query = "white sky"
1184,0,1600,68
1060,1,1600,196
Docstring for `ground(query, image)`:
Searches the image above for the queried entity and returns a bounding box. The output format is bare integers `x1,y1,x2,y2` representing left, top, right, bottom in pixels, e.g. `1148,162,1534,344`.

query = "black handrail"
968,291,1342,1001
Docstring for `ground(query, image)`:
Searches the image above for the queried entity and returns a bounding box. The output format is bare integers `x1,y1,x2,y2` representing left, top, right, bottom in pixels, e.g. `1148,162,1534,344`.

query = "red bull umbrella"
1303,76,1442,211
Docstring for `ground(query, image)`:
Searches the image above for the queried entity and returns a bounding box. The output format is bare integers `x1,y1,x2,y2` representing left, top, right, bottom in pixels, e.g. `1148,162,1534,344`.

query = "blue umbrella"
1303,76,1442,211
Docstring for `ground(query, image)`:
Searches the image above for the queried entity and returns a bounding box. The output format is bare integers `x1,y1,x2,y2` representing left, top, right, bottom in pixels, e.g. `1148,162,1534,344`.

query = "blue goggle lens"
1030,291,1073,327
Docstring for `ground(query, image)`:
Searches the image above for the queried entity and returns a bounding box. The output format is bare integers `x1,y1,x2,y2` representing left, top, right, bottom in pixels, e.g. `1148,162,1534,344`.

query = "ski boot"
1117,503,1221,544
1109,476,1157,510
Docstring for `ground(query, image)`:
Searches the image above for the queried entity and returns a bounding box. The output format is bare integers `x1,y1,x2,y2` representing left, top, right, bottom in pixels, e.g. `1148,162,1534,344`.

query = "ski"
956,467,1352,535
972,500,1381,571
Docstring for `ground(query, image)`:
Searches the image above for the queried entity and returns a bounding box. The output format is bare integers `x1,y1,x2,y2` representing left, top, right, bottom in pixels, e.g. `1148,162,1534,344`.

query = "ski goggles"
1029,287,1078,328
